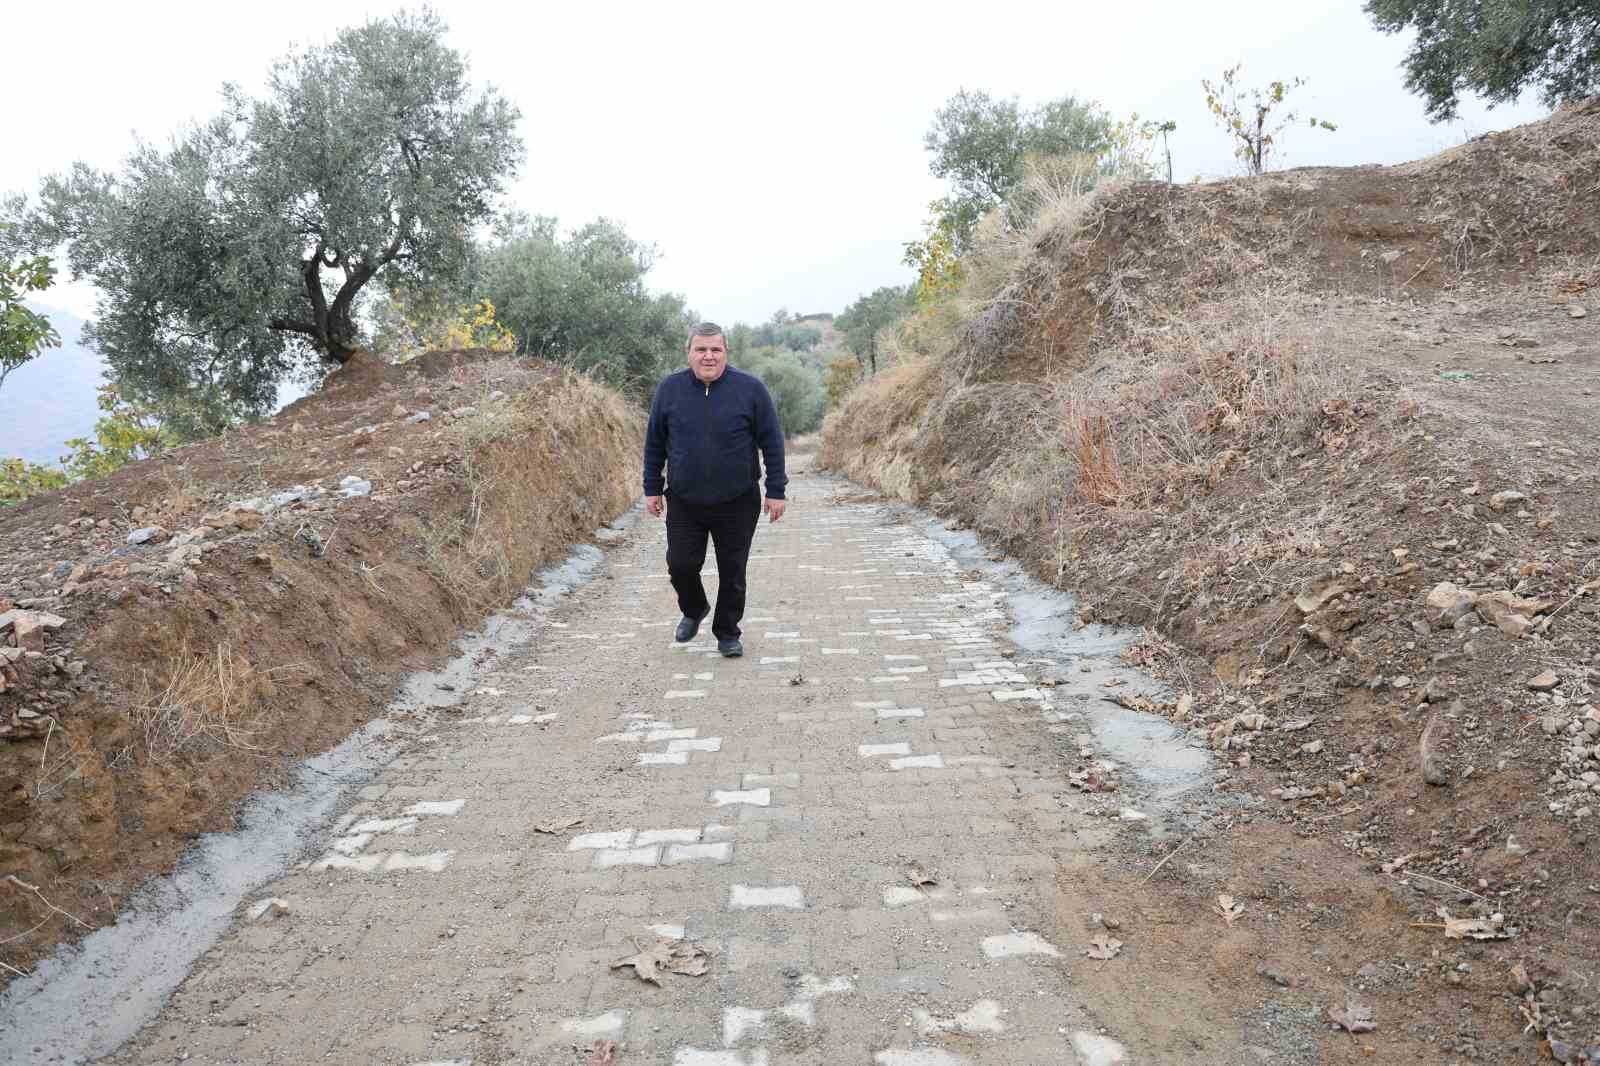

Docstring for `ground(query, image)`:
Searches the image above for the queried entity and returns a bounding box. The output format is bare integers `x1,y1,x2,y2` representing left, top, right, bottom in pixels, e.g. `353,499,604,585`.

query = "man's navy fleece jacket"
642,366,787,505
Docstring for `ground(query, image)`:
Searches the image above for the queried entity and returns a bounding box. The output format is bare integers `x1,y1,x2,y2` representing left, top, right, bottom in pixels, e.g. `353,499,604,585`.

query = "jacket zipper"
702,376,712,489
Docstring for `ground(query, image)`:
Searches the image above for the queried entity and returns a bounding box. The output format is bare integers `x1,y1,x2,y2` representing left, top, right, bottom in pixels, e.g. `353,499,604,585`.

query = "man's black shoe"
675,610,709,643
718,639,744,658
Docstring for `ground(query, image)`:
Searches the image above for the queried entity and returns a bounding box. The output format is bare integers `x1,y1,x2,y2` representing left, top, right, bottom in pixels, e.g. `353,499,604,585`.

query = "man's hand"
645,495,665,518
764,498,786,523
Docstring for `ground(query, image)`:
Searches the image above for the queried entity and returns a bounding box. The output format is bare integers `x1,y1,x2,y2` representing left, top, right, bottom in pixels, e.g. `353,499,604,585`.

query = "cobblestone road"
102,466,1133,1065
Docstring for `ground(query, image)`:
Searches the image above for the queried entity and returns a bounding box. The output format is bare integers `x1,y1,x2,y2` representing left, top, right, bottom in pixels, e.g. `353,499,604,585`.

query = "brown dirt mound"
954,96,1600,386
824,100,1600,1060
0,351,642,978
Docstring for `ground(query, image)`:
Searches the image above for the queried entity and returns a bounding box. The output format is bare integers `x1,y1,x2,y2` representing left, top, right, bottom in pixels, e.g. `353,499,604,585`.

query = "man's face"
686,333,728,383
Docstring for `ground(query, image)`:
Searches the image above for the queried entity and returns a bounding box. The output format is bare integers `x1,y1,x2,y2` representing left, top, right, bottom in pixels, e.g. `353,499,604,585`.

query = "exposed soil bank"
823,102,1600,1059
0,529,628,1065
0,351,643,981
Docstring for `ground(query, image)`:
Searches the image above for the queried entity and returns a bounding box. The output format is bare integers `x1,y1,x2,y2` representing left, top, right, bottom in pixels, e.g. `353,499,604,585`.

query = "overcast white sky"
8,0,1549,329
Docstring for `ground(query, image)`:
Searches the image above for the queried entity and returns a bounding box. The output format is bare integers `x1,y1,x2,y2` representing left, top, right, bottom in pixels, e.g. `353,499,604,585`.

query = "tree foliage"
19,8,521,422
836,286,914,375
1366,0,1600,120
741,346,827,436
0,240,60,395
0,459,67,506
1202,65,1336,176
61,384,180,481
922,89,1115,253
823,351,864,408
370,293,515,363
479,216,690,402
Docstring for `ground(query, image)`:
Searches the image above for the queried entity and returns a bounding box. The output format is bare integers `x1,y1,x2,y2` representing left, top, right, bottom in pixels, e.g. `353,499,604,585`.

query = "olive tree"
1367,0,1600,120
22,8,521,420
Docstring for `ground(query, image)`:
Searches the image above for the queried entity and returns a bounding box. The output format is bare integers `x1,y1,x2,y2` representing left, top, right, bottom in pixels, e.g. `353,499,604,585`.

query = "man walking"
643,322,787,657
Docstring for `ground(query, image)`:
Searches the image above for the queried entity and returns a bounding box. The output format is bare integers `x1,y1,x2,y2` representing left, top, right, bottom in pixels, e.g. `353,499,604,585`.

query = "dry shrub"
131,641,285,762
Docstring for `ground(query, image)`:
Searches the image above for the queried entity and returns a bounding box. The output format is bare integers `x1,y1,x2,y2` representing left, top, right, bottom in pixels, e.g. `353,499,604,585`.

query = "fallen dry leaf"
1084,935,1123,960
1435,907,1509,940
533,816,583,834
1214,894,1245,925
586,1040,618,1065
1330,997,1376,1034
610,939,710,984
905,862,939,888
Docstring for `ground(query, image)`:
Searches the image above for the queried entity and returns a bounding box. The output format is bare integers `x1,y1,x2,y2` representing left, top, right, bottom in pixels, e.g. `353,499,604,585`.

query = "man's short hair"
686,322,725,349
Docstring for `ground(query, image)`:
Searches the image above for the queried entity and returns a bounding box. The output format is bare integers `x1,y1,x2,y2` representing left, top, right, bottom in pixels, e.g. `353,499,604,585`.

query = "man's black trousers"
665,488,761,641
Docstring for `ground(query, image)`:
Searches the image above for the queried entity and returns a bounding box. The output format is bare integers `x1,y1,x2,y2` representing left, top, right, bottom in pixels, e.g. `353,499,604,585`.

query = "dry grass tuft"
131,641,295,762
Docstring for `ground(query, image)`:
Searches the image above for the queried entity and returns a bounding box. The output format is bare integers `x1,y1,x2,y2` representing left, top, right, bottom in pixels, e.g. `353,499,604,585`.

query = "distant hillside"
0,305,106,466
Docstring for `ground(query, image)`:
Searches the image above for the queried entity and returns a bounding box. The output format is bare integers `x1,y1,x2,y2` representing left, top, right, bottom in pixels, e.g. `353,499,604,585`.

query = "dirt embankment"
824,100,1600,1060
0,350,642,978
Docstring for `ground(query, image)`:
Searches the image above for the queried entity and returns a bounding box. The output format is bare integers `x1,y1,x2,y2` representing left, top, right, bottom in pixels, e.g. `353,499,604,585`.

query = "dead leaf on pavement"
533,816,584,834
1329,996,1376,1034
1084,935,1123,960
587,1039,618,1064
1214,894,1245,925
610,939,711,984
905,862,939,887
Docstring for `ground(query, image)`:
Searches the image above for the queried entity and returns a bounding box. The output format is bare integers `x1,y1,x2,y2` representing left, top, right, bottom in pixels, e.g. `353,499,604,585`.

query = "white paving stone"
558,1009,627,1039
890,754,944,770
820,648,860,655
980,931,1060,958
311,853,384,873
876,707,926,720
873,1050,971,1066
728,885,804,910
667,737,723,753
649,922,687,939
759,656,799,665
568,830,635,851
594,845,660,868
664,690,707,699
635,828,701,846
992,688,1044,702
663,841,734,865
882,886,927,908
403,799,465,816
639,751,690,766
889,665,929,674
859,743,912,757
645,728,699,741
384,851,454,873
710,788,771,807
1071,1031,1130,1065
914,999,1006,1036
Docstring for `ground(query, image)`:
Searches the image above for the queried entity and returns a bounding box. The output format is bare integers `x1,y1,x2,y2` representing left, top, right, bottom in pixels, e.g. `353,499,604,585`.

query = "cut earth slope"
824,99,1600,1060
0,349,642,979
